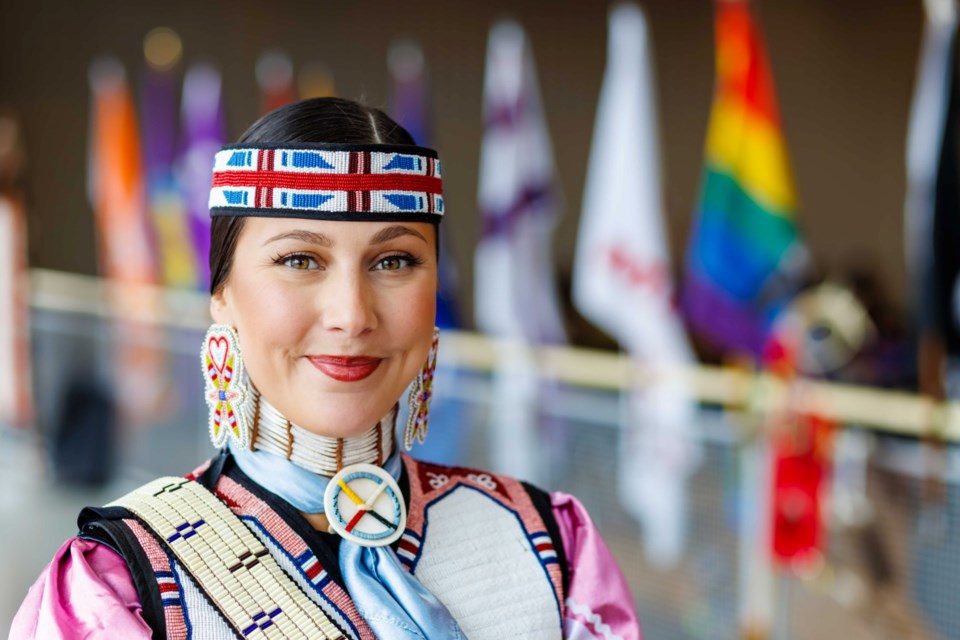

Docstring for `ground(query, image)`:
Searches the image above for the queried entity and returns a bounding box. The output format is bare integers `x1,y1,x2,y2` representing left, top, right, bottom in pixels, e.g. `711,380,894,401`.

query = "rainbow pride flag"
683,0,809,358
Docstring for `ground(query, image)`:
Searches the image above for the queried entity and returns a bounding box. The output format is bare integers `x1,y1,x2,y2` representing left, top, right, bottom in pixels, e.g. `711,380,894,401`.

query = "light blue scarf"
229,442,465,639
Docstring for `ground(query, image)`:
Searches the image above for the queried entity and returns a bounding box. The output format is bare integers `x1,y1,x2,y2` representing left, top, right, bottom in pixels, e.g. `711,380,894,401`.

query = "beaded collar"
247,386,397,478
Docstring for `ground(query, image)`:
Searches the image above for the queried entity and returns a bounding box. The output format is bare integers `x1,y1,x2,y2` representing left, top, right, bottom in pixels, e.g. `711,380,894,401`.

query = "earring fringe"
404,327,440,450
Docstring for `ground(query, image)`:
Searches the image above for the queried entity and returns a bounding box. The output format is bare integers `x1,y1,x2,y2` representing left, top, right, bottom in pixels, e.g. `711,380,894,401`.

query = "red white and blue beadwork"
208,143,444,220
202,324,253,449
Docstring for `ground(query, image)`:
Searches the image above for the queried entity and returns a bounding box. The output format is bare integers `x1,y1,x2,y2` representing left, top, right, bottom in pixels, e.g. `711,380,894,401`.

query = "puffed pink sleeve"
9,537,152,640
552,492,643,640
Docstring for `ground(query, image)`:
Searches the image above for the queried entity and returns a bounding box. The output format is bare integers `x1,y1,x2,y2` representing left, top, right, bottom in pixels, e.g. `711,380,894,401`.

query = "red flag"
764,334,834,567
770,411,832,565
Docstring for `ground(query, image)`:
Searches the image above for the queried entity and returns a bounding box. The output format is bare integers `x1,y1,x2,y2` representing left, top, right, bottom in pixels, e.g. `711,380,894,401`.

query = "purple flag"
141,61,198,288
178,64,225,290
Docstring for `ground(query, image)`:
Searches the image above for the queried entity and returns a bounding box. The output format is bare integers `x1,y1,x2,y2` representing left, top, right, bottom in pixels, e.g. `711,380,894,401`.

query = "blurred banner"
906,0,960,400
683,0,809,360
87,57,164,432
389,40,430,149
904,0,956,300
476,19,566,345
141,27,199,289
476,20,566,481
572,3,698,569
0,112,32,428
178,63,225,291
769,409,832,566
88,59,158,286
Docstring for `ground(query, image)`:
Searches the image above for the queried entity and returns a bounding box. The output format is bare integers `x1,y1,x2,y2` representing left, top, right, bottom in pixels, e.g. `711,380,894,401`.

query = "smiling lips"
307,355,382,382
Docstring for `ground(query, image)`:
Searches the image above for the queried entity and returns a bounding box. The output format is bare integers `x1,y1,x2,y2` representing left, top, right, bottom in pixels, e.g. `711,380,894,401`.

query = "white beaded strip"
110,478,344,640
251,389,396,476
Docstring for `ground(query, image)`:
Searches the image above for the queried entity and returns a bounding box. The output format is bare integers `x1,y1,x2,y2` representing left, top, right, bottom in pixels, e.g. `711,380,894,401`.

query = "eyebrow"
263,230,332,247
369,225,428,245
262,225,427,247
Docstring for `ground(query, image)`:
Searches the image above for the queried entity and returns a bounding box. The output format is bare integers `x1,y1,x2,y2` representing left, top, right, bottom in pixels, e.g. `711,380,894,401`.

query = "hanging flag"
389,40,430,149
906,1,960,372
683,0,809,359
88,58,158,285
475,19,566,344
256,50,296,115
573,2,688,361
141,27,198,288
88,58,165,426
905,0,956,288
572,3,699,569
769,401,833,567
178,63,225,290
0,113,32,428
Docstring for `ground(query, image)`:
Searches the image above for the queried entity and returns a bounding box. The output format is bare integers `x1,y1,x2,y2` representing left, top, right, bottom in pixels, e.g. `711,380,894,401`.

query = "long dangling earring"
201,324,254,449
404,327,440,450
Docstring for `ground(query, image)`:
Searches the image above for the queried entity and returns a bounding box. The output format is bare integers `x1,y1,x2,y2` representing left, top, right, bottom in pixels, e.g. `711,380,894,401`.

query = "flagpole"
736,412,775,640
773,573,792,640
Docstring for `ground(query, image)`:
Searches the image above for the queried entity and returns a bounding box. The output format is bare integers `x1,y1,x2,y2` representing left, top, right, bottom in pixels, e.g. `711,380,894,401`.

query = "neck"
247,386,397,477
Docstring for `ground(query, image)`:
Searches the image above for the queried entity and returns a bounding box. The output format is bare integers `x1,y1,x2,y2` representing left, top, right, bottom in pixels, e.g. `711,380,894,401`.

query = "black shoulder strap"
195,448,230,489
78,506,168,640
521,481,570,597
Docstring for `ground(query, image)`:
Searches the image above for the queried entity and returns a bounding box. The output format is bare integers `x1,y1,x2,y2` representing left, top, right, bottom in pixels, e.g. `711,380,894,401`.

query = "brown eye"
377,256,406,271
283,255,318,270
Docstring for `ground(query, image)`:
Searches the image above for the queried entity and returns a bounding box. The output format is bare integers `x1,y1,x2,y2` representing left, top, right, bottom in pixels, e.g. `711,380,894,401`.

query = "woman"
11,97,641,640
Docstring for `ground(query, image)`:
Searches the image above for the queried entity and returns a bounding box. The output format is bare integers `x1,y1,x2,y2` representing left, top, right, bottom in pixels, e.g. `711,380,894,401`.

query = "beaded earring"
201,324,254,449
404,327,440,450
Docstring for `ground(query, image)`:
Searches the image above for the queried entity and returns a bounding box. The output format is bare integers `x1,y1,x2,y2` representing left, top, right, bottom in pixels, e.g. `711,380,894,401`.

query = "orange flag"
88,59,166,425
89,59,157,283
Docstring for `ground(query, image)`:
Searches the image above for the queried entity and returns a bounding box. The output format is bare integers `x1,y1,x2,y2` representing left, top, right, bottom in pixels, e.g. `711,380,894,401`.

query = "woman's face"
211,217,437,438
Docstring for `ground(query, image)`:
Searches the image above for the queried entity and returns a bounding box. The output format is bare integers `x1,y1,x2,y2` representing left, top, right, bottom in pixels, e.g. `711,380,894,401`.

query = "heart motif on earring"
208,336,229,373
201,324,253,449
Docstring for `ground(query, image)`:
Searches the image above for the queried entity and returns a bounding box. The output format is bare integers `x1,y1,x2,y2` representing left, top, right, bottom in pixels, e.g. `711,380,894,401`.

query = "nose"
320,270,378,337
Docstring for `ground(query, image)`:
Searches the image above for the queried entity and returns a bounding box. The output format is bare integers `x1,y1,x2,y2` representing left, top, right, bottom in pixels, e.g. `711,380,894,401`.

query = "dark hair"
209,97,423,294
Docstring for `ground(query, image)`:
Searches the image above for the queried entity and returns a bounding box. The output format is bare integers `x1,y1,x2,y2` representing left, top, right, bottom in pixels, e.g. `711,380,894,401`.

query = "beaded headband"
208,143,444,222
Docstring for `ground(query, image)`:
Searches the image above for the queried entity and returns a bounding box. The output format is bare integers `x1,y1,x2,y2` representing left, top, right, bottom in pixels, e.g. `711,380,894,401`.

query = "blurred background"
2,0,959,638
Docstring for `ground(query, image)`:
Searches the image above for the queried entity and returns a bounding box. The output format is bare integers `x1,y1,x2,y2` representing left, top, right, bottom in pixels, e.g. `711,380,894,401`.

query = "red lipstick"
307,355,382,382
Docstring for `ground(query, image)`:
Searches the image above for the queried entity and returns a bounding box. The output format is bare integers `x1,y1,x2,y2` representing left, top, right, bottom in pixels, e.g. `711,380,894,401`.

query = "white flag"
571,3,698,568
475,19,566,345
904,0,956,310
